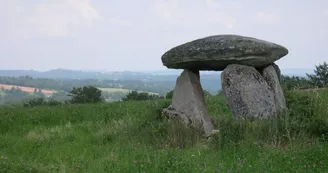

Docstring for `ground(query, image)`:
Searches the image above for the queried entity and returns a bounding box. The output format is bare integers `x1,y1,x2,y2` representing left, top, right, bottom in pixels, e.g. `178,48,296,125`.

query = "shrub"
23,97,46,107
165,90,174,99
47,99,62,106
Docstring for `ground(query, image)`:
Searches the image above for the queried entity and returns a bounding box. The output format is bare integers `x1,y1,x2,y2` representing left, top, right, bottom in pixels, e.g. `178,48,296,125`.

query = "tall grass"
0,90,328,172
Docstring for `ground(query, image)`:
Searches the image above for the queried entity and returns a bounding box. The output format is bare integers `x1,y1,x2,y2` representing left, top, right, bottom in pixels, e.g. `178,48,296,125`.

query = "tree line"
20,86,165,107
281,62,328,90
0,76,171,96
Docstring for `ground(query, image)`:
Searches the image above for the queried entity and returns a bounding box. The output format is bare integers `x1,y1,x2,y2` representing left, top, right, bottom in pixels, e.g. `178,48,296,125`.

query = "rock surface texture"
271,63,281,82
162,35,288,71
262,65,287,113
161,34,289,135
162,70,214,136
221,64,277,119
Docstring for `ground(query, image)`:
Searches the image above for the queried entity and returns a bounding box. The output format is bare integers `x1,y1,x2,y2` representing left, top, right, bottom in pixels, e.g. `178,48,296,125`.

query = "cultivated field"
0,84,56,95
98,87,159,95
1,90,328,172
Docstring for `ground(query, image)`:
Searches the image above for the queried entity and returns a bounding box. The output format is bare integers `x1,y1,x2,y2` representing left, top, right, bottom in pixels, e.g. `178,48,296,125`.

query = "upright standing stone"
221,64,276,119
162,69,214,136
272,63,282,82
262,65,287,113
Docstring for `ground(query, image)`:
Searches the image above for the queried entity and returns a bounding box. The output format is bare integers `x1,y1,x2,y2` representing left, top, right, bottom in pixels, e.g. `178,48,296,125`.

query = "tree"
203,90,211,97
165,90,174,99
68,86,104,104
122,90,160,101
306,61,328,88
280,75,312,91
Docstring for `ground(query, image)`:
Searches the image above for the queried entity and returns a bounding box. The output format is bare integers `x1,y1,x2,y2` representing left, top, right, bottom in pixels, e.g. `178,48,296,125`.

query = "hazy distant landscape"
0,67,313,79
0,68,314,105
1,0,328,172
0,64,319,106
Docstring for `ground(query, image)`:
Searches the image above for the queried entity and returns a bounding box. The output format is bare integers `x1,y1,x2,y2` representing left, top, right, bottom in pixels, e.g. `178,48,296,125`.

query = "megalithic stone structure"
161,35,289,135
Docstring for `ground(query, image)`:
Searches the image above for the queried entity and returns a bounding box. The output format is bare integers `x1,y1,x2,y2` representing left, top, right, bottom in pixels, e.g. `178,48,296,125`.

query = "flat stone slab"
161,35,288,71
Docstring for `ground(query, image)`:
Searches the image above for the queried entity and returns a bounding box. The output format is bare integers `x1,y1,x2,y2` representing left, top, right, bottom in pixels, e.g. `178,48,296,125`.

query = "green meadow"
0,90,328,172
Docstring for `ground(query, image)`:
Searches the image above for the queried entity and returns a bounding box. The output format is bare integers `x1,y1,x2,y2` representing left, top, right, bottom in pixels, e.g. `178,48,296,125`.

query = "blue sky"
0,0,327,71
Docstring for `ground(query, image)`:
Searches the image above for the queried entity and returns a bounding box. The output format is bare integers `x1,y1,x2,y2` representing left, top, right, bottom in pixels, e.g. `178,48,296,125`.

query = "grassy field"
98,87,159,95
0,90,328,172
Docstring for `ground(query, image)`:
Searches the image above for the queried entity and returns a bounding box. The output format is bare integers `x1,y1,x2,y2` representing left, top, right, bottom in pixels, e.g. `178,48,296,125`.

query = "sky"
0,0,327,72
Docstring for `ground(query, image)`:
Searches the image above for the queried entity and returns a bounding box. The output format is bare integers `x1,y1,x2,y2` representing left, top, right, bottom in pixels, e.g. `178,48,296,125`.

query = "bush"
23,97,63,107
274,90,328,141
165,90,174,99
23,97,46,107
47,99,62,106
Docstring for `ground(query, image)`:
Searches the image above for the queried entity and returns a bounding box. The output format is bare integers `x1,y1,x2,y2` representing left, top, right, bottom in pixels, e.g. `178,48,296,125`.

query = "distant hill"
0,68,313,79
0,68,313,95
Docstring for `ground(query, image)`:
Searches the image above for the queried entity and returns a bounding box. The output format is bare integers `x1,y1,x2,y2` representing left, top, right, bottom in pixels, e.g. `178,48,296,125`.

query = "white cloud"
1,0,100,38
149,0,241,29
67,0,99,20
324,9,328,15
205,0,243,11
254,11,279,24
149,0,179,21
106,18,131,27
205,0,221,9
29,0,100,37
319,29,328,39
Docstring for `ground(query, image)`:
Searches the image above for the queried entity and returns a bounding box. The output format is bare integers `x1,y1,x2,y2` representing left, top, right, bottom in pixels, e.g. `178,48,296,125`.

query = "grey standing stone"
262,65,287,113
162,69,214,136
161,35,288,71
272,63,281,82
221,64,276,119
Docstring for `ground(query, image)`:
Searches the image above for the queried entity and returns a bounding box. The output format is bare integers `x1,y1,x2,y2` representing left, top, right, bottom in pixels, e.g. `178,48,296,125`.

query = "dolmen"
161,35,288,137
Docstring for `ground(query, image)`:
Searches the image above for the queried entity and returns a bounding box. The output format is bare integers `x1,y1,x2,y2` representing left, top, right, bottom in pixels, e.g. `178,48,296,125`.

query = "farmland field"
0,84,56,95
98,87,159,95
